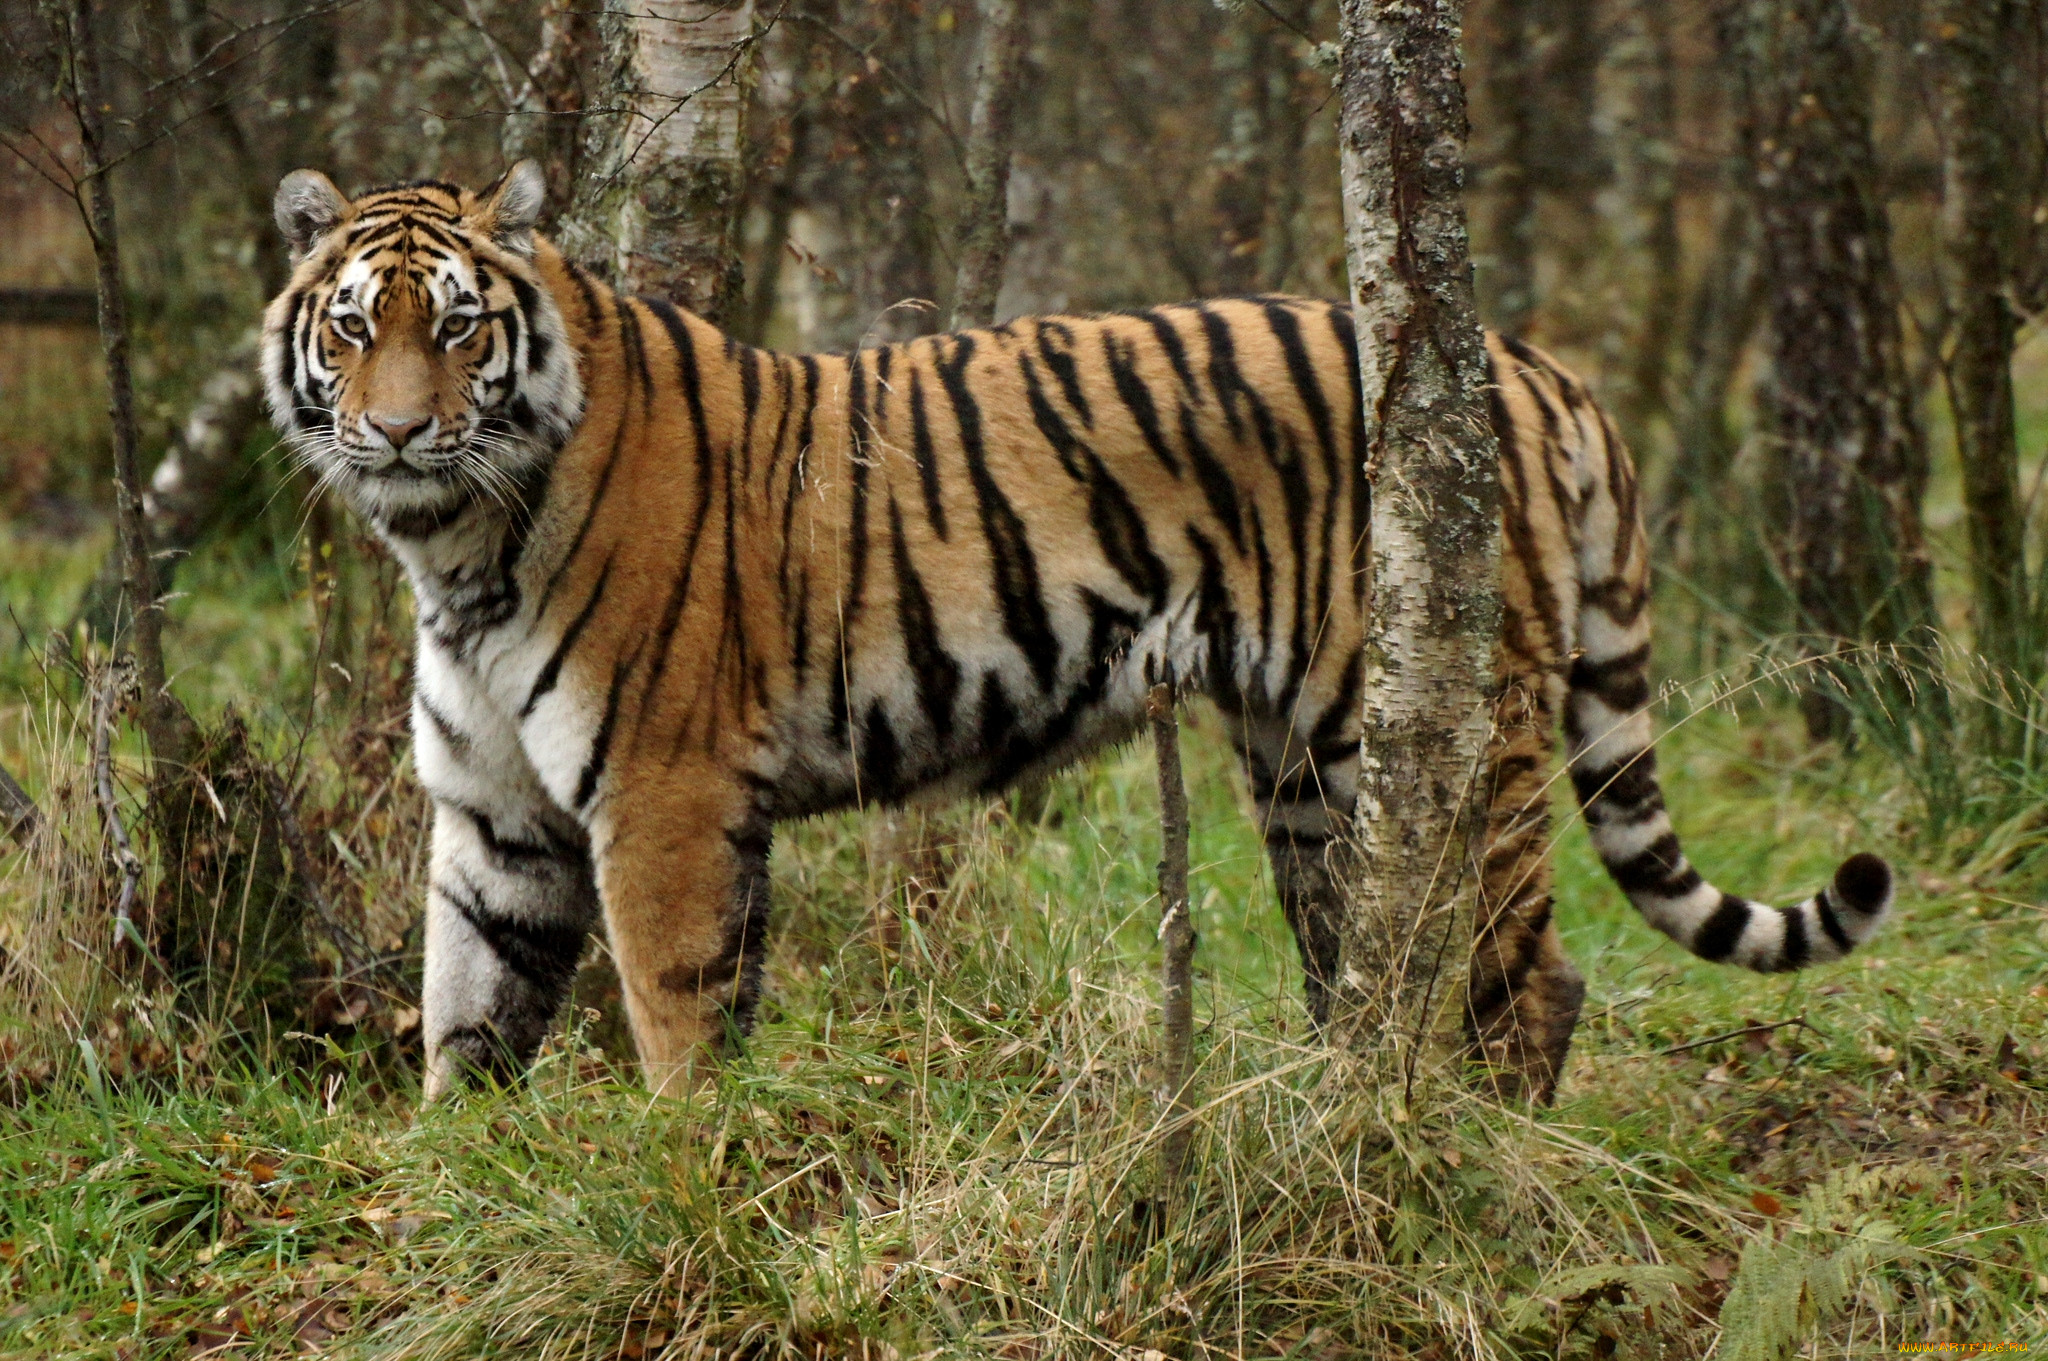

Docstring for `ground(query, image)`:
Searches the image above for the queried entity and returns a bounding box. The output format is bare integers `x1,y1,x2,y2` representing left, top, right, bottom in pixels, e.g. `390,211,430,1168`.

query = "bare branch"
784,11,967,171
91,660,143,940
1658,1016,1818,1056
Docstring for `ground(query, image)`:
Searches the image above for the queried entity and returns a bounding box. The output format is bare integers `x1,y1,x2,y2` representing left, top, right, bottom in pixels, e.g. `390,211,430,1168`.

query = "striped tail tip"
1654,852,1893,974
1819,851,1894,946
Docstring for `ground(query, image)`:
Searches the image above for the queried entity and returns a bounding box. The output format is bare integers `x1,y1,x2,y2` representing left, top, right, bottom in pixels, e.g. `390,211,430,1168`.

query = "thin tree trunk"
1935,0,2030,687
1658,171,1764,554
1736,0,1931,739
560,0,758,323
1658,174,1767,678
820,0,943,346
737,38,818,346
500,0,598,230
1479,0,1606,336
1210,9,1282,295
1332,0,1503,1091
1620,0,1684,445
67,0,193,772
1483,0,1538,334
1149,683,1195,1187
949,0,1028,329
75,0,332,643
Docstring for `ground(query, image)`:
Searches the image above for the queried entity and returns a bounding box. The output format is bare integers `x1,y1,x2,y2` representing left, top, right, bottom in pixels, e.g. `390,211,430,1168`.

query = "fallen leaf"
1750,1190,1784,1217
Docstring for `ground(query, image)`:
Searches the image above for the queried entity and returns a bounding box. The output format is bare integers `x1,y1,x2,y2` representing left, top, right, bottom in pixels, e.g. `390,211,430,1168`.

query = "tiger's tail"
1561,457,1892,975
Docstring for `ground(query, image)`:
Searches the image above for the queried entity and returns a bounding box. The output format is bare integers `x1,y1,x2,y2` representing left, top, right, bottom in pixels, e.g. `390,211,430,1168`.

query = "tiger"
261,161,1894,1104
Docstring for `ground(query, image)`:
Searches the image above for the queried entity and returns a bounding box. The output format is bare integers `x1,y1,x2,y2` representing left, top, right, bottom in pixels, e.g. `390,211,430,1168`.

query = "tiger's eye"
335,314,368,340
440,315,478,346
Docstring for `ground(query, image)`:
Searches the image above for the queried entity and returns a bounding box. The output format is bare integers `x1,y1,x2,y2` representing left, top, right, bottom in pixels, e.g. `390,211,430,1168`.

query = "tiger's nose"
370,414,431,451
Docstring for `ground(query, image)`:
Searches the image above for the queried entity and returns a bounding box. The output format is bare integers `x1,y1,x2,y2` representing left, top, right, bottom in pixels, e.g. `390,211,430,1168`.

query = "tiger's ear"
274,170,349,262
477,160,546,255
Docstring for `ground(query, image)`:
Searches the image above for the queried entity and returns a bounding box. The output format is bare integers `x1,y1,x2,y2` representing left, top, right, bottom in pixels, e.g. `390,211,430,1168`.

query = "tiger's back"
261,165,1891,1104
760,298,1373,817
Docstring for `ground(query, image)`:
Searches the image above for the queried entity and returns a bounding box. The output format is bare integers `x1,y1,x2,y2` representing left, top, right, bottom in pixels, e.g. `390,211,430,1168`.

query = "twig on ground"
1149,680,1197,1188
0,760,39,847
1658,1016,1818,1056
91,659,144,941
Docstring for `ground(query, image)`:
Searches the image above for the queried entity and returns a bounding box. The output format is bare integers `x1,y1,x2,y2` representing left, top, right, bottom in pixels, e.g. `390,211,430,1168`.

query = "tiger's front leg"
587,763,772,1097
416,661,600,1101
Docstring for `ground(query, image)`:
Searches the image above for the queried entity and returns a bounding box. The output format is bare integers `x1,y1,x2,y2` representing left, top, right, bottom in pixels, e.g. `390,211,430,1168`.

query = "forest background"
2,0,2048,1355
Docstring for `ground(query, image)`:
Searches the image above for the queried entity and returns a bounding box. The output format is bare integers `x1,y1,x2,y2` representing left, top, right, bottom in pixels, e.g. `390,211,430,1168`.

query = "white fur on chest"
400,519,601,825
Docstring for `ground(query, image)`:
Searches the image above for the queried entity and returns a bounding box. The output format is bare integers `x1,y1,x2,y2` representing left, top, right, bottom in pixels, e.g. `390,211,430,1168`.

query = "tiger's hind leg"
1464,676,1585,1103
1242,676,1586,1102
1236,709,1348,1026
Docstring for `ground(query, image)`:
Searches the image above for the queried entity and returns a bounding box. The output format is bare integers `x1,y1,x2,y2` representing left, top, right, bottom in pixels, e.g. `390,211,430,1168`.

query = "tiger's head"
260,161,583,530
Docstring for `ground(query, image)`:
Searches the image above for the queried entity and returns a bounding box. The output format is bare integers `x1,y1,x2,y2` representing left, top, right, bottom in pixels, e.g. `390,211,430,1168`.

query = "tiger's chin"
330,454,480,537
330,433,553,540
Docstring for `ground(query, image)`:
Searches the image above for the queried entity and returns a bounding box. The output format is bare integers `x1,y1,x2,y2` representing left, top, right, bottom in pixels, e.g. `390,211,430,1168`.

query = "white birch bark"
1333,0,1503,1090
559,0,758,322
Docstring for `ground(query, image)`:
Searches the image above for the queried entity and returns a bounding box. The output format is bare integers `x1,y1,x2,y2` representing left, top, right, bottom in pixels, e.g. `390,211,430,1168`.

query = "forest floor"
2,527,2047,1359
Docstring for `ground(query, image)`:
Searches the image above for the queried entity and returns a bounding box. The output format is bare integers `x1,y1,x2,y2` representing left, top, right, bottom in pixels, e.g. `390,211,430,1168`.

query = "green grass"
4,530,2048,1358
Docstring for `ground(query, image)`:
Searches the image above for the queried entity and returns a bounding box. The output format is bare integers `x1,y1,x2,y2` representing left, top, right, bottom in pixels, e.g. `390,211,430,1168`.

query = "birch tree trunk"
1332,0,1503,1092
559,0,758,323
1934,0,2030,693
949,0,1028,329
1734,0,1931,740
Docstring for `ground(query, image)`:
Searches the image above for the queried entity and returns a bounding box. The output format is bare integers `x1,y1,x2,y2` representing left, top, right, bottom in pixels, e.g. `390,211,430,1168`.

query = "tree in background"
40,0,194,771
560,0,758,323
1934,0,2032,705
1331,0,1502,1093
1209,2,1313,295
498,0,598,229
1732,0,1931,740
949,0,1027,329
1477,0,1606,336
1614,0,1684,443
